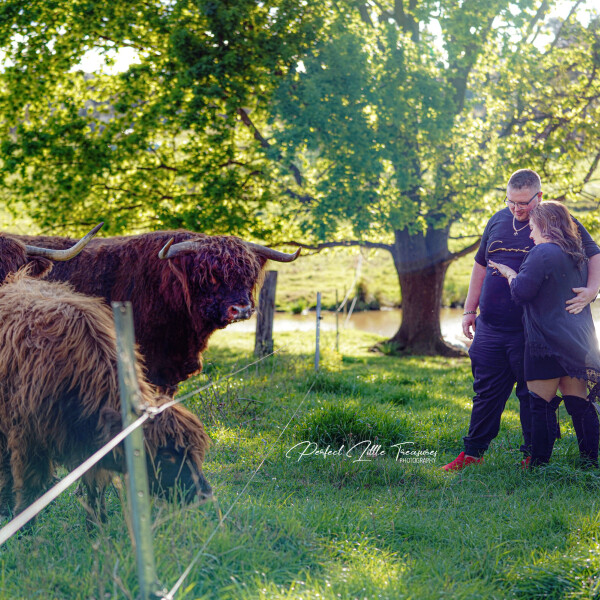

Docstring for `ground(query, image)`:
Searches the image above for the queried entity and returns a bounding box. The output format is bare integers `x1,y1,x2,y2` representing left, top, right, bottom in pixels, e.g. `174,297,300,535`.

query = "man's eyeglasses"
504,191,540,209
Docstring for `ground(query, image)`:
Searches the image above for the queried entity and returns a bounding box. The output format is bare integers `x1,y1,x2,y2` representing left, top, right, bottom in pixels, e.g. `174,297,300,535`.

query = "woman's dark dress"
510,243,600,382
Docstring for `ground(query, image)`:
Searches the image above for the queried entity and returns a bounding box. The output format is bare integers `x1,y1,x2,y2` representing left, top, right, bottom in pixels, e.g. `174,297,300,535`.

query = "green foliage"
2,2,598,241
270,0,600,242
0,0,324,235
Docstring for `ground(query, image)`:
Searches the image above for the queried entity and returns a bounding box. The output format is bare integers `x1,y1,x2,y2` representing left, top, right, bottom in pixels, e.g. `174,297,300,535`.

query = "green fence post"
112,302,163,599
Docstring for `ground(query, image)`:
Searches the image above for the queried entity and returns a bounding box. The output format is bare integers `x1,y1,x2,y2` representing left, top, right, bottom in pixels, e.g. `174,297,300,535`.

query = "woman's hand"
488,260,517,281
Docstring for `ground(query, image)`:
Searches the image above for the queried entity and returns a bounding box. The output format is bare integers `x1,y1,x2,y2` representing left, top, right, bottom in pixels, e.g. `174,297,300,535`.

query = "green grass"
2,329,600,599
273,247,474,312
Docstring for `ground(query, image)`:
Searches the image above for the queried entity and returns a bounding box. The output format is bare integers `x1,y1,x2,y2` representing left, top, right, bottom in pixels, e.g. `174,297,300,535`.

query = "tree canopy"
270,1,600,240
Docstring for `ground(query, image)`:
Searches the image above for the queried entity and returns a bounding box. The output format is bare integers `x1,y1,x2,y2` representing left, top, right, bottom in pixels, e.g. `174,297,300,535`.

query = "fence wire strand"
0,344,287,546
161,377,317,600
152,345,289,416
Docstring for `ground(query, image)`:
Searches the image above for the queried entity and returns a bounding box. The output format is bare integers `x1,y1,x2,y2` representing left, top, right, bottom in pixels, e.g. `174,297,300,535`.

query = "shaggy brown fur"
13,231,268,395
0,234,51,284
0,270,212,521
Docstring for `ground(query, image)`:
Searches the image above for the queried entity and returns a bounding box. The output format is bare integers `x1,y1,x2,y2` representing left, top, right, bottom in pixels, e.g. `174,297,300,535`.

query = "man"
443,169,600,471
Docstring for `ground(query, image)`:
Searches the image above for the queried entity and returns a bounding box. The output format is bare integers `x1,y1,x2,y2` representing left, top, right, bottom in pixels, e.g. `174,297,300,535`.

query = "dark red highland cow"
0,233,212,523
14,231,300,395
0,223,103,283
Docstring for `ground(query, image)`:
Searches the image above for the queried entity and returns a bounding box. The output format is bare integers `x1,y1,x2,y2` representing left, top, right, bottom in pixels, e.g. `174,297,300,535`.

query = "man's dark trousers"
463,318,532,458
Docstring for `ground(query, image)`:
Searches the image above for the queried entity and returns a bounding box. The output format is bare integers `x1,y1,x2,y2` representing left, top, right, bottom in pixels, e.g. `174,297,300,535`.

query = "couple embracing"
444,169,600,470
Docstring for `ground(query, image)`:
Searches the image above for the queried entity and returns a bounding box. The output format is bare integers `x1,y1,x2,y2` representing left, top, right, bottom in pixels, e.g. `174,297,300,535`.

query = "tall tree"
266,0,600,354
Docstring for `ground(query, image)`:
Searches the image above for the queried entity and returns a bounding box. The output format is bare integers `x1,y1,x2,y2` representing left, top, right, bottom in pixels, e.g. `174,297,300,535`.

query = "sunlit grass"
2,330,600,599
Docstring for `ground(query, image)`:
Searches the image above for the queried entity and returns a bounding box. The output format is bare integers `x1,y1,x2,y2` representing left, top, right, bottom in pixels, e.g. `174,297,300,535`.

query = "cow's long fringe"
159,234,264,309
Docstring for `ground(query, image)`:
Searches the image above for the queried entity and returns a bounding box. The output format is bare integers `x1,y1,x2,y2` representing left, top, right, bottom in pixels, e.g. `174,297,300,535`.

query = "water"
228,304,600,350
228,307,468,348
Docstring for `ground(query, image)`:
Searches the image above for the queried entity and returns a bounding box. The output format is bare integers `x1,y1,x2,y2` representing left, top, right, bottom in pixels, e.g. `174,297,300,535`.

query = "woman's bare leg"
527,378,560,402
558,376,587,398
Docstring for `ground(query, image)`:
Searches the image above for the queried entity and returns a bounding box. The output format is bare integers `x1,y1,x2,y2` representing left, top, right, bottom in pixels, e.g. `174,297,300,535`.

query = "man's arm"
566,253,600,314
462,261,486,340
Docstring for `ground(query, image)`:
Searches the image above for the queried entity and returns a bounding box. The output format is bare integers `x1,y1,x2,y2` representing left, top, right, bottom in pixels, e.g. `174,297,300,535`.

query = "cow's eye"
159,451,178,464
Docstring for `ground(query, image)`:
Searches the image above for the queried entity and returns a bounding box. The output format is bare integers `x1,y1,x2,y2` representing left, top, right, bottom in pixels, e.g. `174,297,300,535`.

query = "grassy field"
2,329,600,599
272,247,474,312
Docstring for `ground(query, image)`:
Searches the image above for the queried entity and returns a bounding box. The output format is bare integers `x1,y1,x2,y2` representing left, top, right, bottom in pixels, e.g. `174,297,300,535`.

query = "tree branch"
95,33,151,54
447,237,481,261
283,189,316,204
237,107,303,186
549,0,583,52
583,148,600,186
448,13,496,114
280,240,393,252
525,0,550,46
358,4,375,27
394,0,419,42
370,0,393,21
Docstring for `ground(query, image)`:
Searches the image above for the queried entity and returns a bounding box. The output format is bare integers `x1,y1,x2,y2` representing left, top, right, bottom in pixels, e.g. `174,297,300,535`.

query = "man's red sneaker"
521,456,531,470
441,451,483,472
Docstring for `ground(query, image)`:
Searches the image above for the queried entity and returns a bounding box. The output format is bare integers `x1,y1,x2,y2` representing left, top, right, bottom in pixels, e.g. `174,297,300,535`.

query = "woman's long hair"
529,201,586,266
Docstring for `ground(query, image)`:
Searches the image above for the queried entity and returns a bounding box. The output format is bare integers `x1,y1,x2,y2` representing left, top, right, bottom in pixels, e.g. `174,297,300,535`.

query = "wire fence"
161,377,316,600
0,413,149,546
0,343,288,547
0,319,309,599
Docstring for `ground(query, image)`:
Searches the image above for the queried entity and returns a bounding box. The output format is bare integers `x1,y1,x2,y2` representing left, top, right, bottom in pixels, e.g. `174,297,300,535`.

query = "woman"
489,201,600,467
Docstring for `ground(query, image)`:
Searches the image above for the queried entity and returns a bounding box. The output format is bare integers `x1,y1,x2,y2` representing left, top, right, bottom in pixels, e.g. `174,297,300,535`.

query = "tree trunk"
384,227,465,357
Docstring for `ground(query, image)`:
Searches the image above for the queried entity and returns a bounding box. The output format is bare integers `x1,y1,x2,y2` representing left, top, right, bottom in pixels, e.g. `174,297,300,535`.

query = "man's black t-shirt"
474,207,600,330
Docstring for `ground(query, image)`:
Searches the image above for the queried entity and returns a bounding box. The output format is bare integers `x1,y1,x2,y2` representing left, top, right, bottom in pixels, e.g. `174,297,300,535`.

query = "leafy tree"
268,0,600,354
0,0,322,235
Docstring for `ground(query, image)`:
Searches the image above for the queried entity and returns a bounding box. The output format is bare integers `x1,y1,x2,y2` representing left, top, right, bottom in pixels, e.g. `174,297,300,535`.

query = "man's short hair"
507,169,541,191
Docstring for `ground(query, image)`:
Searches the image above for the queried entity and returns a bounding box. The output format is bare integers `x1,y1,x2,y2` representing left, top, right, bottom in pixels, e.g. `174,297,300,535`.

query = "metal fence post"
335,289,339,353
315,292,321,372
113,302,163,600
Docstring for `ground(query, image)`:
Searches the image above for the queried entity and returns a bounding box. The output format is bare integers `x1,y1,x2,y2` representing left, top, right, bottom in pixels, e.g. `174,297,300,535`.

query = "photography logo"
286,440,437,464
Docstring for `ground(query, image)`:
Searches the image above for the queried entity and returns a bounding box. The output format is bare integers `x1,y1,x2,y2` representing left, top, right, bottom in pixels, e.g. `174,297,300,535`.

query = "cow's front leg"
8,431,53,522
83,467,111,527
0,432,14,517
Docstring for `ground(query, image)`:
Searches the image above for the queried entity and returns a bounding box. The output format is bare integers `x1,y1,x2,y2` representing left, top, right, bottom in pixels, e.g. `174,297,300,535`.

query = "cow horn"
158,237,177,259
158,238,301,263
244,242,301,263
25,222,104,260
157,238,200,259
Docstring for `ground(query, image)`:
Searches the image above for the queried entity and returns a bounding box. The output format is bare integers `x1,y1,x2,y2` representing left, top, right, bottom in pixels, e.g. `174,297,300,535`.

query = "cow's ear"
26,258,53,279
98,406,123,442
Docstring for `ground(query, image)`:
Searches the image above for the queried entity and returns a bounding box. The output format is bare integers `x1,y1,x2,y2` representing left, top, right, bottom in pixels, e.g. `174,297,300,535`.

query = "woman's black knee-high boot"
530,392,562,466
563,395,599,467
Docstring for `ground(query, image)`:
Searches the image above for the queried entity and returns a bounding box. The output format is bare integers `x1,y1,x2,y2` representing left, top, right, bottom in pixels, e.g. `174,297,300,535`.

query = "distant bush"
354,279,381,310
289,297,309,314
